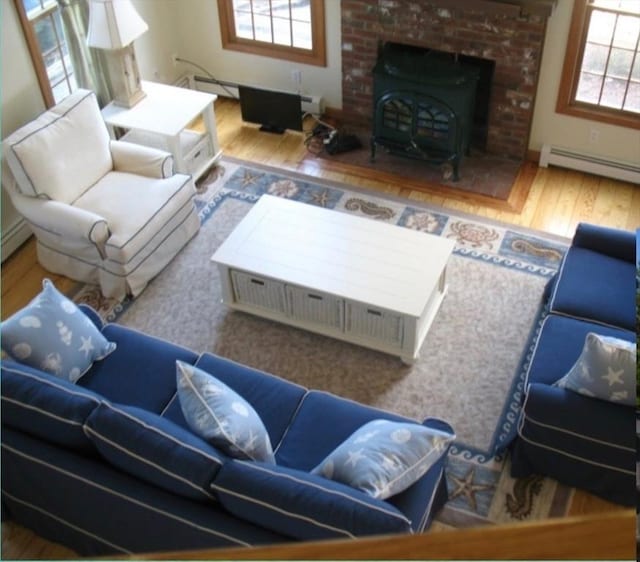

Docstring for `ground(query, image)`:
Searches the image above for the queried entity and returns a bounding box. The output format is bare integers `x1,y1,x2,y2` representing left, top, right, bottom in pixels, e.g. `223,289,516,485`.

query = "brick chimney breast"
341,0,550,160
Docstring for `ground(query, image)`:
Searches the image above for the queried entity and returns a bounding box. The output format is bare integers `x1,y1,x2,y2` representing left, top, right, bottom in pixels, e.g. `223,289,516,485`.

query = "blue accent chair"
510,223,636,506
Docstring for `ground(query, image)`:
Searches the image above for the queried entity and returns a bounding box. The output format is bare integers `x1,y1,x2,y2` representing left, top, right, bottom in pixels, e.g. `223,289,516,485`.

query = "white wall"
153,0,343,107
1,0,45,259
131,0,180,85
529,1,640,163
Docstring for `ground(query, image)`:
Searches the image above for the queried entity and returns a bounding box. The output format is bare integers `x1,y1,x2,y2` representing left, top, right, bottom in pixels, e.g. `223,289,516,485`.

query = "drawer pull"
250,279,265,286
308,294,323,300
193,150,201,158
367,308,382,316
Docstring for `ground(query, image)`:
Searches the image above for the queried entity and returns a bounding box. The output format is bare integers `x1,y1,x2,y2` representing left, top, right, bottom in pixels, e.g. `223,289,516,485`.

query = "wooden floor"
1,96,637,559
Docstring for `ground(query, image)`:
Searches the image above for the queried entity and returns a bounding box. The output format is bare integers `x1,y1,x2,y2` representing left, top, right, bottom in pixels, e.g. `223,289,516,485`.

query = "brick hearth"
341,0,553,160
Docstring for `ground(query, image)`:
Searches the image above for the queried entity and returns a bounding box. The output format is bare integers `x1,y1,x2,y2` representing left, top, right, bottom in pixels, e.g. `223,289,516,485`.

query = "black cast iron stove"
371,43,480,181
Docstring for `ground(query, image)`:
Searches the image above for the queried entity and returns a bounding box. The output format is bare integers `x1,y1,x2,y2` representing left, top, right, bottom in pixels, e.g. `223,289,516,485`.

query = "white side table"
101,80,222,181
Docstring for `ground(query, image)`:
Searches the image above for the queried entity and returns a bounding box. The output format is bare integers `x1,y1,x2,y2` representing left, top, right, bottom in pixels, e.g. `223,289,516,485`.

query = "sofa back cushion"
212,459,412,541
79,322,199,414
1,360,101,451
190,352,307,449
275,390,414,470
84,402,225,502
3,90,112,204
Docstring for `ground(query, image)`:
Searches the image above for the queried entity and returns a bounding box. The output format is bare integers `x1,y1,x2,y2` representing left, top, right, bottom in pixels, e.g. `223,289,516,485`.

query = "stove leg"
452,158,460,181
370,138,377,162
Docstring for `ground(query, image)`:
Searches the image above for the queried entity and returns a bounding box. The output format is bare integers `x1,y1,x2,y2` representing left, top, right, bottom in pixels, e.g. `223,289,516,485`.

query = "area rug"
73,157,574,530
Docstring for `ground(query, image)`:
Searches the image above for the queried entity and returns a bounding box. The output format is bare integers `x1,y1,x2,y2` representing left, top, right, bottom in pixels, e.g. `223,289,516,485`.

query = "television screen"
238,85,303,134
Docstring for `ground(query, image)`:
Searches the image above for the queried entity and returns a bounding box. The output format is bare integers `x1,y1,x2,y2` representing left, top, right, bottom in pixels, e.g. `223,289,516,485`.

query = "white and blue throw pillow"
0,279,116,383
311,419,455,500
176,360,275,463
555,332,636,406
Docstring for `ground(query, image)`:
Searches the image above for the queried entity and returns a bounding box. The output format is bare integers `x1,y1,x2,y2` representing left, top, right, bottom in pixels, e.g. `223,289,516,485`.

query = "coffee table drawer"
287,286,344,329
346,303,404,346
231,271,287,313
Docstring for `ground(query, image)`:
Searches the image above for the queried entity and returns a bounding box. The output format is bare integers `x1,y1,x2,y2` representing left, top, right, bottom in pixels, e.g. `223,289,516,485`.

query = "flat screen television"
238,85,303,134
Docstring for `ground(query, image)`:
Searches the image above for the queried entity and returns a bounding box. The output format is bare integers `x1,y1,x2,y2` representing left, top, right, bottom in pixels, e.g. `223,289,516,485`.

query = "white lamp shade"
87,0,148,49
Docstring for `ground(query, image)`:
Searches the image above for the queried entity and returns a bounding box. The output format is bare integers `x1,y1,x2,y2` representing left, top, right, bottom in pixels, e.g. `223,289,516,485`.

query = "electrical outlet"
171,53,179,67
589,127,600,144
291,69,302,85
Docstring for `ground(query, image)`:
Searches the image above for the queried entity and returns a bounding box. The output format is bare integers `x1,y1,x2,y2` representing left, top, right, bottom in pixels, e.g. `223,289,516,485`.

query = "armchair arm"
9,192,110,257
110,140,174,179
572,222,635,263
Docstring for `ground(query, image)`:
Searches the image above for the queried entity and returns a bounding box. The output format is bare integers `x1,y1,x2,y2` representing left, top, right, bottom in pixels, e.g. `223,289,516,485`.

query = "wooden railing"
123,510,635,560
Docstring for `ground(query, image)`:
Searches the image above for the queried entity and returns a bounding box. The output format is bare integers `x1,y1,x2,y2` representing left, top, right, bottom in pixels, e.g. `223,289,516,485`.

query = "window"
217,0,326,66
557,0,640,129
15,0,77,107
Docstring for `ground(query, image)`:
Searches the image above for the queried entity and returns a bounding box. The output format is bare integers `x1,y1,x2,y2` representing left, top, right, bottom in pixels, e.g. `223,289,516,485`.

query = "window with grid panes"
557,0,640,129
16,0,77,106
217,0,326,66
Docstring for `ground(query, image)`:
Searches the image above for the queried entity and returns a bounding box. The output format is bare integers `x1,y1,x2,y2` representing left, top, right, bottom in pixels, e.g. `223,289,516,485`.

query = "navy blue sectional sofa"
1,305,452,556
510,223,636,506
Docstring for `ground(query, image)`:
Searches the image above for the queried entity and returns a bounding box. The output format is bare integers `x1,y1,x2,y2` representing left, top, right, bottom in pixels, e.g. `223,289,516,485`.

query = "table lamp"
87,0,148,107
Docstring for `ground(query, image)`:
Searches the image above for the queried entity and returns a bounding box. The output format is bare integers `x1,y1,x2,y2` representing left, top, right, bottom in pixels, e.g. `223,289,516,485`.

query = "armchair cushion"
3,90,112,204
72,171,195,268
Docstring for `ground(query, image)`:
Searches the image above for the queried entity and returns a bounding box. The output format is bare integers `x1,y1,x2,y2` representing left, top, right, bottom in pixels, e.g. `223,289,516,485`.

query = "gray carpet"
75,158,574,527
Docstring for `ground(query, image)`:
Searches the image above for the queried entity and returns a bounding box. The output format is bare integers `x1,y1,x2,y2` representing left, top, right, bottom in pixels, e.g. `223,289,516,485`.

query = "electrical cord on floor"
302,113,336,155
174,57,239,99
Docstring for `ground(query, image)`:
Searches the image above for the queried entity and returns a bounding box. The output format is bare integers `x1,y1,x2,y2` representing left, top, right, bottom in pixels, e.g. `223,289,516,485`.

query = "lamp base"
105,44,146,108
112,88,146,108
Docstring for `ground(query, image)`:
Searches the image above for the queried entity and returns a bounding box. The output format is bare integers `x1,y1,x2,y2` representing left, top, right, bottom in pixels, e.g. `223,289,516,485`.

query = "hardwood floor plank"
627,187,640,231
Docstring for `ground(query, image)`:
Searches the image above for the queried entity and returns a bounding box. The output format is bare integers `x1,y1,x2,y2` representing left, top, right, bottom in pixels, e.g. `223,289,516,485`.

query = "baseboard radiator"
178,74,324,116
539,144,640,184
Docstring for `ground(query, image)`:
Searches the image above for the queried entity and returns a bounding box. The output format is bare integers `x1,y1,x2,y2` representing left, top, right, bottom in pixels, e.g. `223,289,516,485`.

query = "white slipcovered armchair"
2,89,200,299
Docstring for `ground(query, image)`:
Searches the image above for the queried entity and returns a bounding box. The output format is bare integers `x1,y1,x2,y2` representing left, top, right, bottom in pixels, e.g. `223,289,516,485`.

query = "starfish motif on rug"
449,467,495,512
310,189,333,207
240,170,262,187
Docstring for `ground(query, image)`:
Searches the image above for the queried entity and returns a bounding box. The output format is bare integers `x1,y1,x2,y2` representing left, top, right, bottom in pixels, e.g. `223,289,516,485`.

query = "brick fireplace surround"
341,0,555,160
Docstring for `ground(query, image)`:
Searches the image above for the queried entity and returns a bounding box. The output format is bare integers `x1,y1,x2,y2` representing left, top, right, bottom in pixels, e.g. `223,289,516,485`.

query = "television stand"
259,124,286,134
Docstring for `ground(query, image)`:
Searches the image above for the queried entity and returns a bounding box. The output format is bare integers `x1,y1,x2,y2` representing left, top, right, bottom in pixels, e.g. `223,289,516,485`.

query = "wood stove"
371,43,480,181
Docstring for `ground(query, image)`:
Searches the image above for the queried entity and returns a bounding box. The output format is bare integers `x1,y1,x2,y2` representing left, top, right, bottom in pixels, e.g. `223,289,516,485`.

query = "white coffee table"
211,195,455,363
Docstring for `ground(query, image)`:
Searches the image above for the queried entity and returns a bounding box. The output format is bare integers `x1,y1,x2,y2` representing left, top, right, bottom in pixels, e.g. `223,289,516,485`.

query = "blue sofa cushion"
176,361,275,463
1,360,101,451
2,427,287,555
525,314,635,387
571,222,636,263
555,333,636,406
276,390,439,470
311,419,454,500
79,323,198,414
548,225,635,331
191,352,307,450
514,382,635,506
1,280,116,382
275,390,453,531
212,459,412,541
84,402,225,502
